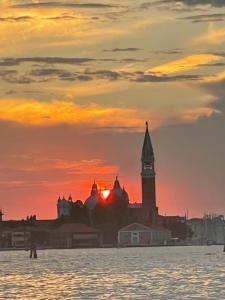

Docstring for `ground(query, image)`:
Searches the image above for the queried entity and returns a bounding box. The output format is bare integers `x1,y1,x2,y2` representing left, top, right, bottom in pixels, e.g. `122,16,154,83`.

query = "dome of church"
84,194,100,210
84,180,100,210
122,187,129,204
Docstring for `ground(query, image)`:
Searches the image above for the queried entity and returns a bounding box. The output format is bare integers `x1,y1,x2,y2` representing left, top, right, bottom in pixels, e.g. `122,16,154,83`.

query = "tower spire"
141,121,158,224
142,121,154,162
91,180,98,195
114,176,121,189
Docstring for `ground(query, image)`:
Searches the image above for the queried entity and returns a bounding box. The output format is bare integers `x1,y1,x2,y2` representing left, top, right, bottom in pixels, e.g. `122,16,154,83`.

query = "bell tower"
141,122,158,224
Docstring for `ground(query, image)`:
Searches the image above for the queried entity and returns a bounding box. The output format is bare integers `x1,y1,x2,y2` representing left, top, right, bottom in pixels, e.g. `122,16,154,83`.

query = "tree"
165,221,193,240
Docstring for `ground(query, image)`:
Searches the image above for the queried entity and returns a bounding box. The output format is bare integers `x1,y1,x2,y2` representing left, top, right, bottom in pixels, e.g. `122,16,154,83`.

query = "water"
0,246,225,299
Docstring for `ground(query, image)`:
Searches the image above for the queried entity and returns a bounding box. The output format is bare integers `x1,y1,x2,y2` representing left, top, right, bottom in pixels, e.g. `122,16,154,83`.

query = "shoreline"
0,244,224,252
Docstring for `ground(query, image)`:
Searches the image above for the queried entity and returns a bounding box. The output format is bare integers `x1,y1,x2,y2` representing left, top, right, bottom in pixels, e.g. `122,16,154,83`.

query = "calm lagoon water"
0,246,225,299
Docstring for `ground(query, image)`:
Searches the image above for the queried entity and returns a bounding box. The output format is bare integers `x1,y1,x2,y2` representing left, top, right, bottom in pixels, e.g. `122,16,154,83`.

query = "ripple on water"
0,246,225,299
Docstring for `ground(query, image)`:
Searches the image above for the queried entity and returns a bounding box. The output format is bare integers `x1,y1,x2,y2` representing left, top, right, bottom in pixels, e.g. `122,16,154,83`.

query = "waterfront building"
118,222,171,247
187,215,225,245
49,223,101,248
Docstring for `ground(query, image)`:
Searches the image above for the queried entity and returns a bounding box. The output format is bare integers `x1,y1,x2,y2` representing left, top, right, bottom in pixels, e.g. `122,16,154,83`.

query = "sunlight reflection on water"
0,246,225,299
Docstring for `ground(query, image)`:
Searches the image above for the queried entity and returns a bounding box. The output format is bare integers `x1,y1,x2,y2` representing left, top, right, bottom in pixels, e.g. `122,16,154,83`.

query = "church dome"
84,180,100,210
84,194,100,210
122,187,129,204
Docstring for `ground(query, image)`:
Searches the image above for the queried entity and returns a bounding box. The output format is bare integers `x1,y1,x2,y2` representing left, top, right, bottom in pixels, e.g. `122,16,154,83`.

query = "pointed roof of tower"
141,121,154,160
91,179,98,196
113,176,121,189
92,179,97,190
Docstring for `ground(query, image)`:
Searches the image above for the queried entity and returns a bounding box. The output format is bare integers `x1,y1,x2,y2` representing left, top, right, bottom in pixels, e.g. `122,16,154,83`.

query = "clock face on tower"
144,162,153,170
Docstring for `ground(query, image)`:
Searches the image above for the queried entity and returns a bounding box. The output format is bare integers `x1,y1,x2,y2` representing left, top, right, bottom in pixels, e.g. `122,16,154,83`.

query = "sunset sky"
0,0,225,220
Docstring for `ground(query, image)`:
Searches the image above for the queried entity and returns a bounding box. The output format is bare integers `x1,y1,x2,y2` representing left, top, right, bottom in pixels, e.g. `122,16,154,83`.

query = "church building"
57,121,160,226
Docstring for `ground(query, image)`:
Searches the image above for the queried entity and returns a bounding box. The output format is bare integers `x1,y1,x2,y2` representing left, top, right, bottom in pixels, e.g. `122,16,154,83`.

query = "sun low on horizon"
0,0,225,220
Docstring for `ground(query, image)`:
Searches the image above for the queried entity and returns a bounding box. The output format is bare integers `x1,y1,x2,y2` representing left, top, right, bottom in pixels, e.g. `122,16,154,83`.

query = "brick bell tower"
141,121,158,224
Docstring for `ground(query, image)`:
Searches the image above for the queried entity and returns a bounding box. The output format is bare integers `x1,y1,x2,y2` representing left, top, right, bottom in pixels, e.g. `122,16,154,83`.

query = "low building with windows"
11,229,30,248
49,223,101,248
1,225,50,248
118,222,171,247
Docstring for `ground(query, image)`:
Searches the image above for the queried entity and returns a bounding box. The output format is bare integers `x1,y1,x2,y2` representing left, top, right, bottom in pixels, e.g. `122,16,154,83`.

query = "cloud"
198,27,225,44
52,158,119,175
11,2,116,9
153,49,183,55
177,0,225,7
0,14,85,23
0,155,119,176
152,0,225,7
29,68,121,82
0,70,36,84
0,98,149,128
84,69,121,80
0,57,95,66
0,16,33,22
180,13,225,23
104,48,141,52
133,73,201,82
8,66,203,84
147,54,222,75
29,68,120,82
0,56,145,67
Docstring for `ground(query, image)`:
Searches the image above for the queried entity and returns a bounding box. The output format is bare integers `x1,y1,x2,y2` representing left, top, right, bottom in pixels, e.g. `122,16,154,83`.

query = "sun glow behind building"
0,0,225,219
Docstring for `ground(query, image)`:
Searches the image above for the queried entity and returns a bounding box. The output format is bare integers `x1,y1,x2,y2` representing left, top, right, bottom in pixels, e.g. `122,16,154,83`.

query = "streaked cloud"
0,98,148,127
104,48,141,52
0,155,119,175
151,0,225,7
198,26,225,44
147,54,222,75
0,57,95,66
180,13,225,23
176,0,225,7
10,2,116,9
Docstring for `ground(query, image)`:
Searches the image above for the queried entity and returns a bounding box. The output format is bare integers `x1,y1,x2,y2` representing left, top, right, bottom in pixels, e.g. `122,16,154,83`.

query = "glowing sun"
101,190,110,199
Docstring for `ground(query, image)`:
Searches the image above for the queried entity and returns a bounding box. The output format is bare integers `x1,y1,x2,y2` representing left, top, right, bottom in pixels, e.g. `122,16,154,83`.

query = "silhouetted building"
0,209,3,222
118,222,171,247
187,214,225,245
49,223,101,248
84,180,101,210
128,122,159,225
141,122,158,224
84,177,129,211
57,195,73,218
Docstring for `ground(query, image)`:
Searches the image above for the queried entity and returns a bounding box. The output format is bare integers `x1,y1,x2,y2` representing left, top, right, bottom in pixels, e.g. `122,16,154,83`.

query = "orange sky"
0,0,225,219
